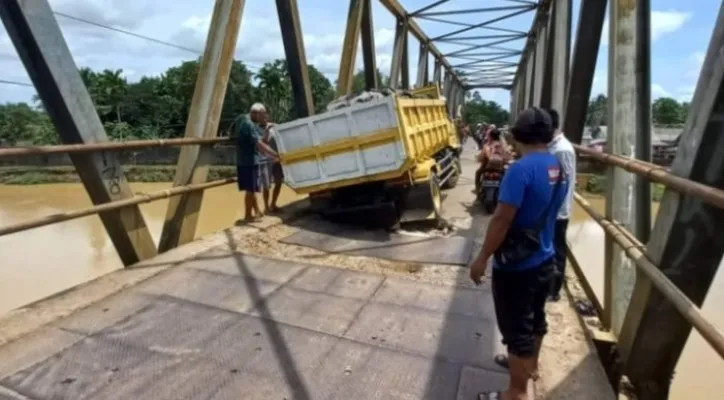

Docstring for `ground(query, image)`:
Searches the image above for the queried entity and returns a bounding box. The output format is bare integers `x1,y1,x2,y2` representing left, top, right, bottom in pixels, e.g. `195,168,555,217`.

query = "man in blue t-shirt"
470,107,568,400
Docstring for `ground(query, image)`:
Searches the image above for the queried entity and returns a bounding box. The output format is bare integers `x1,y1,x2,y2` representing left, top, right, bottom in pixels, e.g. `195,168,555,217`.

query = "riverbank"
0,165,237,184
1,166,667,201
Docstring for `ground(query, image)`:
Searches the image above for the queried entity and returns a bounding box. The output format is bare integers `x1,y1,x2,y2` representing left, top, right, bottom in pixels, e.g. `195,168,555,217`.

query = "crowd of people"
469,107,576,400
235,102,577,400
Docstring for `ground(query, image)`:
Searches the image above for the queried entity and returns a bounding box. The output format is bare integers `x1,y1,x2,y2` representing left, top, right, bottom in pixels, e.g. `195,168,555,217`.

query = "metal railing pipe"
0,178,237,237
573,192,724,360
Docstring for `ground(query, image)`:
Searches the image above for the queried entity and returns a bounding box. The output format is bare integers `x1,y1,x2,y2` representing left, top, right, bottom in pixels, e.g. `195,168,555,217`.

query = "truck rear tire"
430,174,443,222
398,174,443,227
441,158,461,189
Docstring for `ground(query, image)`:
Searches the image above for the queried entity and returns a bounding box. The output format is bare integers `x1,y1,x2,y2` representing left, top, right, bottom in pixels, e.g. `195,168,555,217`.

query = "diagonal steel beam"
417,4,534,17
619,3,724,400
158,0,247,252
416,15,529,36
410,0,450,16
389,17,407,89
512,0,553,89
379,0,463,86
337,0,365,96
360,0,378,90
277,0,314,118
563,0,607,144
416,43,429,87
431,5,536,41
434,33,527,44
442,36,526,57
452,54,522,67
0,0,157,265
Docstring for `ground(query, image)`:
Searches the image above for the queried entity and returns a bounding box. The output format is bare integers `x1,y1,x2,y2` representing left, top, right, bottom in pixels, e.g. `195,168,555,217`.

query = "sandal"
478,391,503,400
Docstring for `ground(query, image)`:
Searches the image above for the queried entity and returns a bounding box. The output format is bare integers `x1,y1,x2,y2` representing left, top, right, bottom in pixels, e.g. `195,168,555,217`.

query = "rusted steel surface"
574,144,724,210
574,192,724,361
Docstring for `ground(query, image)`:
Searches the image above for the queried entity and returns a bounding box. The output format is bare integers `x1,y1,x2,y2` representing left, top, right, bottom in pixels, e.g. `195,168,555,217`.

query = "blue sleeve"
237,121,259,148
498,163,527,208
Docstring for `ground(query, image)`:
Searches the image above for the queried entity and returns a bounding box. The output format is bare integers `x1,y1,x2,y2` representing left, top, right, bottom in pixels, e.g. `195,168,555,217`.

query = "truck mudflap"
398,174,443,227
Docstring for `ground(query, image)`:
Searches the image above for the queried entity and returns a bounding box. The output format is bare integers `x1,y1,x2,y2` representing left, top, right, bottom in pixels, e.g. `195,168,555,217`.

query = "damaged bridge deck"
0,143,613,400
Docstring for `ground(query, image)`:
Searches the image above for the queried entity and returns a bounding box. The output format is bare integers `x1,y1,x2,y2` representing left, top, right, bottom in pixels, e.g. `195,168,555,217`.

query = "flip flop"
478,391,503,400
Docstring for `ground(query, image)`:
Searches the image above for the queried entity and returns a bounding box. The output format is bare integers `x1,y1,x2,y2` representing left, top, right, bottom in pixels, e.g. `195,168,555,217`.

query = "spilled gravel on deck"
225,213,480,290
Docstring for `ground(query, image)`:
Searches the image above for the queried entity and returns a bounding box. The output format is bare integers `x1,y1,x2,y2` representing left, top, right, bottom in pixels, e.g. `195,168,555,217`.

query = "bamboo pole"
0,178,237,237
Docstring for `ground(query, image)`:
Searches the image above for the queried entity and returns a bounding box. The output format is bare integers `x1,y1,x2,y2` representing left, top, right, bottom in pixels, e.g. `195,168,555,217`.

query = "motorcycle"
477,166,507,214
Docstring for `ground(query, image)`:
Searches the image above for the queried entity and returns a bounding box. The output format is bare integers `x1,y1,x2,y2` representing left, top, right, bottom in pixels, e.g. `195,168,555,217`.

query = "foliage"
0,103,57,145
2,58,334,145
256,59,335,119
461,92,510,126
349,69,391,93
582,173,665,201
585,94,690,127
1,60,510,146
586,94,607,128
652,97,687,125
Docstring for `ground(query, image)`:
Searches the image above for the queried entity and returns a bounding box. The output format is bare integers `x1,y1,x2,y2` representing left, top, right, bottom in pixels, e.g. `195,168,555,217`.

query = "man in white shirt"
546,109,576,301
260,119,284,213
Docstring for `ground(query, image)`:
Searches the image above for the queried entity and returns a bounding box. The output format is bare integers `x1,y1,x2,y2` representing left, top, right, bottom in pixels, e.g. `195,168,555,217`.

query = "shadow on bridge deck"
0,143,613,399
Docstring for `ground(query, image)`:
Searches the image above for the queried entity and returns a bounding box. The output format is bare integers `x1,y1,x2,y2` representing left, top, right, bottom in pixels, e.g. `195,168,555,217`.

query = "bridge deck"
0,143,613,399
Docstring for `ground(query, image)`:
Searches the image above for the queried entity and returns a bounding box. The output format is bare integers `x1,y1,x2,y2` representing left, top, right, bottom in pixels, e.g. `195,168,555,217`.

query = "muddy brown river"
0,184,721,398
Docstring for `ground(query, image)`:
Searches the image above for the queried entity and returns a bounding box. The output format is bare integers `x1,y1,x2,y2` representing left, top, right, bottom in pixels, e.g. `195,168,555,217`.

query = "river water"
0,183,721,397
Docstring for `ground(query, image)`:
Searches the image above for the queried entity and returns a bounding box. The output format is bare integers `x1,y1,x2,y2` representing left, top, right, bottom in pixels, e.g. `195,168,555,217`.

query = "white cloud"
0,0,407,103
601,10,691,46
651,83,670,98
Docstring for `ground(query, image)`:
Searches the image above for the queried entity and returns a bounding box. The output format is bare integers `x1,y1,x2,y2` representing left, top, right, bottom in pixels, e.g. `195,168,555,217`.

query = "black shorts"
492,259,555,357
237,164,260,193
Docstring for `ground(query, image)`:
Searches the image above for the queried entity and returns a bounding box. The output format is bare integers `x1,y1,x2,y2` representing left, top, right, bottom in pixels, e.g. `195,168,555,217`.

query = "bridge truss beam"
158,0,246,252
0,0,157,266
563,0,607,144
620,2,724,398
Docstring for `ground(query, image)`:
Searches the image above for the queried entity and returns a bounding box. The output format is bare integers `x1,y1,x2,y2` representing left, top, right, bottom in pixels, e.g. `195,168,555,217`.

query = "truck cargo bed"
275,94,453,194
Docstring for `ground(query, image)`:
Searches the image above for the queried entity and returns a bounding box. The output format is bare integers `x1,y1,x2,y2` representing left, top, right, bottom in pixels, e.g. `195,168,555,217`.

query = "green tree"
652,97,684,125
94,69,127,122
256,60,293,122
308,65,335,114
0,103,56,145
349,69,390,93
680,101,690,124
462,92,510,126
0,58,338,145
255,59,335,120
586,93,607,127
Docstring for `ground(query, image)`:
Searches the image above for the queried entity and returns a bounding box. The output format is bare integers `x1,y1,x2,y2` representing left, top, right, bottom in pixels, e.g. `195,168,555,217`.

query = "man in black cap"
469,107,569,400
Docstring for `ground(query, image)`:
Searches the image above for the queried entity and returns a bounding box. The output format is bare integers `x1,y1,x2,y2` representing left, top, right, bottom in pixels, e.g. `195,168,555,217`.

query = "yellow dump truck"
274,84,461,227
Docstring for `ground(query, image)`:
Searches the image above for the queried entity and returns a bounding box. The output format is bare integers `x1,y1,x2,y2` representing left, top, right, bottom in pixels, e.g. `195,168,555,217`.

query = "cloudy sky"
0,0,718,109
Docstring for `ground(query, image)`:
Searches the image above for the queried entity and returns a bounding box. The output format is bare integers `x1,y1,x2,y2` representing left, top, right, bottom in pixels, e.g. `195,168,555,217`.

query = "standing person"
259,118,284,213
469,107,568,400
473,128,511,194
546,108,576,301
473,123,485,150
235,103,278,222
